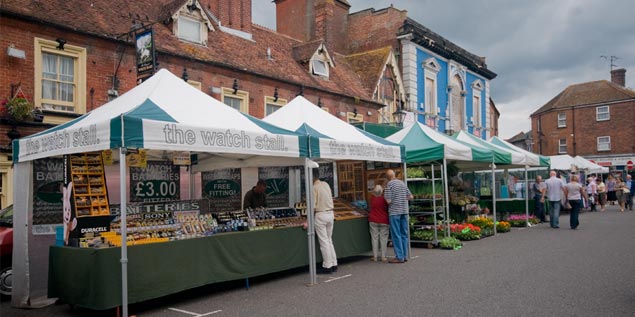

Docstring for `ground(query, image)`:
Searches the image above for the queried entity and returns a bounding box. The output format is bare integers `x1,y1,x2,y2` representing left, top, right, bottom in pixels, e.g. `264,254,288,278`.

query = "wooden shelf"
69,152,110,217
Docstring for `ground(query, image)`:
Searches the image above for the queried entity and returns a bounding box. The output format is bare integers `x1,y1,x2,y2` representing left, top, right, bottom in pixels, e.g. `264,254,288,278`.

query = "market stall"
262,96,404,284
454,131,532,231
385,123,495,240
12,69,327,313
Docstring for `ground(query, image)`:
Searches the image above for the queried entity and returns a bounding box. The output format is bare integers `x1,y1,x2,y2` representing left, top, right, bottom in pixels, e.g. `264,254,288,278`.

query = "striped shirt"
384,179,412,215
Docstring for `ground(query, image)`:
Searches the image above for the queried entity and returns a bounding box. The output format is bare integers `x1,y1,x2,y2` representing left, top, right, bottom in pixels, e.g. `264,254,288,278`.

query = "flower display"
496,221,511,232
448,223,481,240
506,214,539,227
439,236,462,250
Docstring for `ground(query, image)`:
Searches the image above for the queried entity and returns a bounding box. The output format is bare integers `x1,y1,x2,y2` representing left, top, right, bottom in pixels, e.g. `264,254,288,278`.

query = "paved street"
3,205,635,317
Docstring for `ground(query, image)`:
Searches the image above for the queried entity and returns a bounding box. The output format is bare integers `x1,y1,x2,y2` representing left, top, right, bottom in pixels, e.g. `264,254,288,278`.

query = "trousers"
315,211,337,269
369,222,389,259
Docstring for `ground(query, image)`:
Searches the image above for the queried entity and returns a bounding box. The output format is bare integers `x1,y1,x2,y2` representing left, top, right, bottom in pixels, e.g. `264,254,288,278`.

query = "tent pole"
403,162,411,260
525,166,529,227
119,148,129,317
431,163,438,242
304,158,317,285
492,161,497,235
443,158,450,237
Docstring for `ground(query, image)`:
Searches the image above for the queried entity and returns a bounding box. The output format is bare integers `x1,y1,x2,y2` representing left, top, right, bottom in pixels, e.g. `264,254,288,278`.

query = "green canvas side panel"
109,116,123,148
400,124,444,163
125,99,177,122
352,122,402,138
122,117,145,148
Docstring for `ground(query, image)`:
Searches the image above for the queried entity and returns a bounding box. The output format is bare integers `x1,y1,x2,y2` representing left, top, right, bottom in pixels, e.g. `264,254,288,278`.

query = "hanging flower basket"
5,96,34,122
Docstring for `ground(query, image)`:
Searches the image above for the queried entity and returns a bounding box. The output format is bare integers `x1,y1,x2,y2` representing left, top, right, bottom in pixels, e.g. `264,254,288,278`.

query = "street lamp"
392,101,406,127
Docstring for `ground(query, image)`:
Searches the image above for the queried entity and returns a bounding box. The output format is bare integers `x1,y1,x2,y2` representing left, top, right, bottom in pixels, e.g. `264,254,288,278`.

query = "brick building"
0,0,407,208
530,69,635,171
506,130,533,152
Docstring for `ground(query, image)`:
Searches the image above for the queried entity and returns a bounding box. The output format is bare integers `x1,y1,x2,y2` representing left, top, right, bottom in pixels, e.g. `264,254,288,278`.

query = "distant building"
345,7,499,137
506,130,533,152
530,69,635,171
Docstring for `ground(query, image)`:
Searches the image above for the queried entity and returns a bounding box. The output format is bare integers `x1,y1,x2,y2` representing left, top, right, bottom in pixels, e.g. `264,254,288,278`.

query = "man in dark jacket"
243,179,267,209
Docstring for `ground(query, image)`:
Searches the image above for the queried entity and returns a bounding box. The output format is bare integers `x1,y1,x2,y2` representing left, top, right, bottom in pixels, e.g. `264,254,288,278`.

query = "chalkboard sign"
32,157,65,235
201,169,242,212
259,167,289,208
130,161,180,203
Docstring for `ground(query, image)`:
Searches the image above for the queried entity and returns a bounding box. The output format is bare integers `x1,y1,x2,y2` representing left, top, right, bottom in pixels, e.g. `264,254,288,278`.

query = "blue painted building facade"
399,19,497,139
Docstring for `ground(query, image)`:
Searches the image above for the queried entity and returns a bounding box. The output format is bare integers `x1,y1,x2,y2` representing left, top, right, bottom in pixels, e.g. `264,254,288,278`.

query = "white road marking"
410,255,420,259
168,308,223,316
168,307,199,316
325,274,352,283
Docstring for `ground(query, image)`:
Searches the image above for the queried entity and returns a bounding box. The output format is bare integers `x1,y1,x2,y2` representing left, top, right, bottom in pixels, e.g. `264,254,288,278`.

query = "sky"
252,0,635,139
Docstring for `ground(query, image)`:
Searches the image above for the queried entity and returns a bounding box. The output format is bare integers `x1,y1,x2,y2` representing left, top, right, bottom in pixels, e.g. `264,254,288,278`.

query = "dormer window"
312,58,328,77
178,16,202,43
309,43,334,79
172,1,214,45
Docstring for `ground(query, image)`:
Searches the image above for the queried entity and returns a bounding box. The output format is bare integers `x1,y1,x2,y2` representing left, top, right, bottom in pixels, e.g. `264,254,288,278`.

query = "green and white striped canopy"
15,69,308,162
454,131,526,166
490,136,550,167
386,122,492,163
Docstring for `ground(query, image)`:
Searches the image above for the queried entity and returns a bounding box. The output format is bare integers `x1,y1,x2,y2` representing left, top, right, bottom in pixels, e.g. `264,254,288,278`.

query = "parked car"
0,205,13,296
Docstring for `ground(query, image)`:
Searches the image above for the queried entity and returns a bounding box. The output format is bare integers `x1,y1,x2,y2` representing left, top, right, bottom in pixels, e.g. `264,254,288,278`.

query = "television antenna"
600,55,620,71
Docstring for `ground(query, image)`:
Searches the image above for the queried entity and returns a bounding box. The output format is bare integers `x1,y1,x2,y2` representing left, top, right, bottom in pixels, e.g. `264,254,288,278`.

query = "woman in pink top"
368,185,389,262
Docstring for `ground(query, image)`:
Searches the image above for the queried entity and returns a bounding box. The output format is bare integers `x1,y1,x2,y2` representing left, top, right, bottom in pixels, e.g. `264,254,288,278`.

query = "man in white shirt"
545,170,565,228
313,168,337,274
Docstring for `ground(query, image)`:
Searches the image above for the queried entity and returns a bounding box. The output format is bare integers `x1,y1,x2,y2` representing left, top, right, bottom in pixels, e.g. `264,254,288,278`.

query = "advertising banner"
130,161,180,203
259,167,289,208
201,169,242,212
32,157,64,235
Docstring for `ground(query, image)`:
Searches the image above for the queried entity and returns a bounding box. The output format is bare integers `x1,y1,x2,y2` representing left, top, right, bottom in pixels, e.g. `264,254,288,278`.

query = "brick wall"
532,100,635,156
202,0,252,33
276,0,310,42
347,7,407,54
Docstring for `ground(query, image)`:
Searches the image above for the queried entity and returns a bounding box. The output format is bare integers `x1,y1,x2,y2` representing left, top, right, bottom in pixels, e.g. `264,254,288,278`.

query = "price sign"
130,161,180,202
202,169,242,212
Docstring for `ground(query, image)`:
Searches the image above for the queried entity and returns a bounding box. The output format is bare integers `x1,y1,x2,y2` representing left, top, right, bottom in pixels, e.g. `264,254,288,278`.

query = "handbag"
624,188,630,194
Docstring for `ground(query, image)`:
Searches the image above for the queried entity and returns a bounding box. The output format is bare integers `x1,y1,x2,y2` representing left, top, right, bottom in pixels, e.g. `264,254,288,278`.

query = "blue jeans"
569,200,580,229
534,195,545,221
389,214,409,261
548,201,560,228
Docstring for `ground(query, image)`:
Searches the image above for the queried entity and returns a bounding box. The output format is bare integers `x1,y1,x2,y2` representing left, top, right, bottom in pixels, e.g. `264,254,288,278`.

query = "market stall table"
48,218,370,310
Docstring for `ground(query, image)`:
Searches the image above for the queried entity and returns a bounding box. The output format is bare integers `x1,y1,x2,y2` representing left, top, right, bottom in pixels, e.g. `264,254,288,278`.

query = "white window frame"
34,38,87,115
557,113,566,128
471,80,483,127
264,96,287,116
597,136,611,151
222,87,249,113
558,139,567,154
178,16,203,44
422,57,440,115
311,58,329,77
596,106,610,121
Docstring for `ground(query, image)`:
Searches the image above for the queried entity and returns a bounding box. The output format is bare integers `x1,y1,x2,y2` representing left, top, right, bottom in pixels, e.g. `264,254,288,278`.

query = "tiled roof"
1,0,374,102
345,47,391,96
506,130,531,143
532,80,635,115
293,40,324,63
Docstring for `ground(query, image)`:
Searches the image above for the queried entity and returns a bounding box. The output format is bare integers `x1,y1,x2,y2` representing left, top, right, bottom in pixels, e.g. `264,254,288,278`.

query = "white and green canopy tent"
385,122,496,237
574,156,609,174
11,69,310,315
263,95,403,284
549,154,577,171
454,130,532,231
490,136,550,167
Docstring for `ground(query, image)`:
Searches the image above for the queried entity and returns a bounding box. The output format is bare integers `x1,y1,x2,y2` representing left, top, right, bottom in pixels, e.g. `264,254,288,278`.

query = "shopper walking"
586,176,597,212
596,177,607,212
384,169,413,263
312,169,337,274
545,171,565,228
532,175,547,222
368,185,389,262
625,175,633,211
615,177,627,212
606,175,616,205
563,175,587,230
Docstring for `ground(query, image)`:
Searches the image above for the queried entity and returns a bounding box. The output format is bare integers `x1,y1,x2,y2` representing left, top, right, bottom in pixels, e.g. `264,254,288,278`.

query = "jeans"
369,222,390,259
548,201,560,228
569,199,581,229
389,214,409,261
534,195,545,221
315,211,337,268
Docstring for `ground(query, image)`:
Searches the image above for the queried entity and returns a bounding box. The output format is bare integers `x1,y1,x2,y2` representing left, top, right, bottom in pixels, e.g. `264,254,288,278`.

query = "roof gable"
532,80,635,115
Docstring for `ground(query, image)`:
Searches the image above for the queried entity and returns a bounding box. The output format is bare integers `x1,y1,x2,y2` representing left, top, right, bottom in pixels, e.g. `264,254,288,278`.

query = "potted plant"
439,236,462,250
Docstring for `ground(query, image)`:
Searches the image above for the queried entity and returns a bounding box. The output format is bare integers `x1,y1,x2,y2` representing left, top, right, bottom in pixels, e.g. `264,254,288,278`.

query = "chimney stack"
610,68,626,87
200,0,252,33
